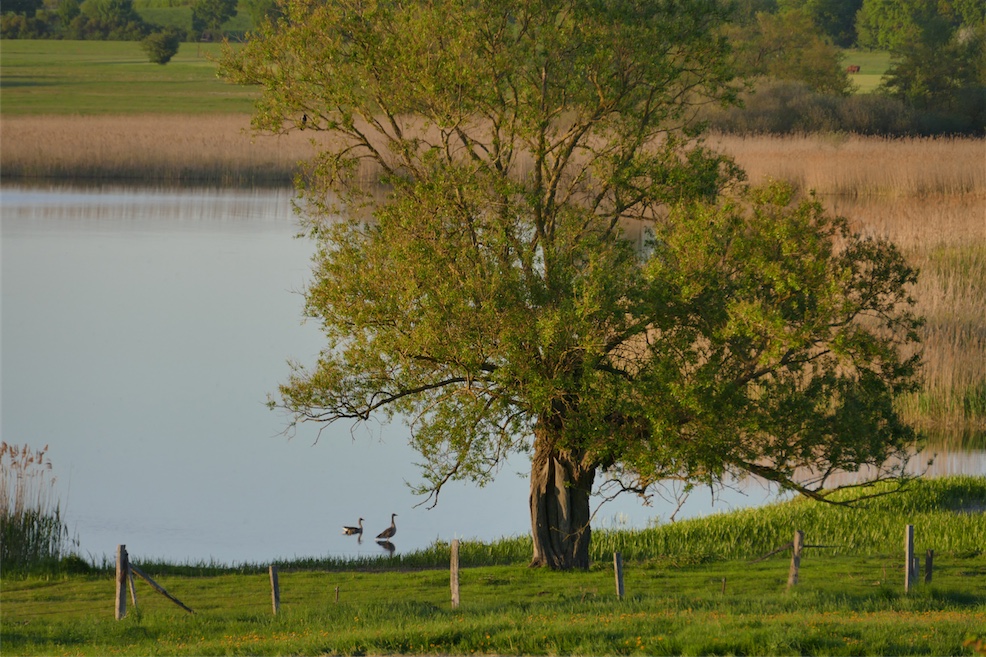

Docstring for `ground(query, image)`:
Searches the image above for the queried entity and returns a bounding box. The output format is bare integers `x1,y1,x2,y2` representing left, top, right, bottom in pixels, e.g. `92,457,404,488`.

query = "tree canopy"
191,0,237,38
221,0,922,569
726,9,854,95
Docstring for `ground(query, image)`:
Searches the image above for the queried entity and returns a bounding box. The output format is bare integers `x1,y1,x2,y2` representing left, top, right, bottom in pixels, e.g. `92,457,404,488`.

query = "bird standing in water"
342,518,364,536
376,513,397,540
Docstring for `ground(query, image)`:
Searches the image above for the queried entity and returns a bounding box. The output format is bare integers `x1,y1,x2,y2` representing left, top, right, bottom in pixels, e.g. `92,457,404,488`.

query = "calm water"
2,185,983,565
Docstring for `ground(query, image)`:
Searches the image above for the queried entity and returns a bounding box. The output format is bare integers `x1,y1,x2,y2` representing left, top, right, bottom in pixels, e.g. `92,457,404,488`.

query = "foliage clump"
141,28,182,64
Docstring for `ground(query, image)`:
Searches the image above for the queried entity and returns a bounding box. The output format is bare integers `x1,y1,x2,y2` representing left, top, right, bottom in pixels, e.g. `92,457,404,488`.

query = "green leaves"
226,0,922,517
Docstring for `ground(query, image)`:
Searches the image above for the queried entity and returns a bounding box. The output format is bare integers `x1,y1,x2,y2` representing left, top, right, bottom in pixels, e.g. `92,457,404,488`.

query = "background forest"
2,0,985,134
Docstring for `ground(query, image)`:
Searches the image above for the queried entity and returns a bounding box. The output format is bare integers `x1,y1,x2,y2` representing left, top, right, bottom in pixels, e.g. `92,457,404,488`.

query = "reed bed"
0,115,318,186
708,133,986,198
0,443,72,571
822,196,986,434
2,116,984,197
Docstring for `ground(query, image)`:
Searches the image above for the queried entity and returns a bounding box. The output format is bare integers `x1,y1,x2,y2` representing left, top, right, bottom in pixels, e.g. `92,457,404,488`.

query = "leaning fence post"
269,565,280,615
614,551,625,600
450,539,460,609
127,565,138,608
905,524,915,593
115,545,128,620
787,530,804,589
925,549,934,584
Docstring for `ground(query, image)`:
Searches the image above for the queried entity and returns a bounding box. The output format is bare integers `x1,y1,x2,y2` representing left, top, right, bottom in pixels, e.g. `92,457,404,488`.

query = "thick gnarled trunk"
529,438,596,570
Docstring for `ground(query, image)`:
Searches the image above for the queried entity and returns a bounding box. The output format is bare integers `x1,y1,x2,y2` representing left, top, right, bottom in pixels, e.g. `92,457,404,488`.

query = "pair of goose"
343,513,397,541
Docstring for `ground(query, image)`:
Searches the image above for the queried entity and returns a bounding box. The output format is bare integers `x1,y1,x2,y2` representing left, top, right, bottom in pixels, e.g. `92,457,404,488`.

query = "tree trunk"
529,436,596,570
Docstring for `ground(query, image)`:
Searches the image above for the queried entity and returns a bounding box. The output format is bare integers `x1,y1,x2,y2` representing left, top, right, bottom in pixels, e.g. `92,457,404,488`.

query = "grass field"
2,477,984,656
0,40,255,115
842,49,893,94
0,40,893,116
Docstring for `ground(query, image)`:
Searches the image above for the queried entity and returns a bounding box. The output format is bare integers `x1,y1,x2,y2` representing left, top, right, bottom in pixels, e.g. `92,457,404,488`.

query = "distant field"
842,49,893,93
0,40,256,115
0,40,891,117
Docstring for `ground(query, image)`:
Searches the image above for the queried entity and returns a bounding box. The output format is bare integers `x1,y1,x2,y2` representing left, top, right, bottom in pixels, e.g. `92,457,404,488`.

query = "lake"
2,185,983,566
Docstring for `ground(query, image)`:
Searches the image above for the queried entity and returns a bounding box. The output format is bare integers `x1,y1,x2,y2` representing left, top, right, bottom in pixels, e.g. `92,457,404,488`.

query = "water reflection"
2,184,982,566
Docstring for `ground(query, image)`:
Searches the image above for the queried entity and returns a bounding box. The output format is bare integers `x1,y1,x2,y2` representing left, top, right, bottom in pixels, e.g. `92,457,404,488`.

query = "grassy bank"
2,477,984,656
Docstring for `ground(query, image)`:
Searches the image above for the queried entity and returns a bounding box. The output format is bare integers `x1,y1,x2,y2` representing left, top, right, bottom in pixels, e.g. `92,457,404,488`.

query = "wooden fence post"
787,530,804,589
905,524,915,593
269,565,280,615
614,551,625,600
450,539,460,609
115,545,128,620
925,550,934,584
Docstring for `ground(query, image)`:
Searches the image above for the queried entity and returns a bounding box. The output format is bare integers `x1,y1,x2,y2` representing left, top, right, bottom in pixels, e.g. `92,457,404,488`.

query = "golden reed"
0,115,318,185
2,115,984,195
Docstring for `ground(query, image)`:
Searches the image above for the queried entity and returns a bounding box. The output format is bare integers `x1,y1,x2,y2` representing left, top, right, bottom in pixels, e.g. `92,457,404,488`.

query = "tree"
2,0,44,16
726,9,854,95
241,0,281,28
778,0,862,46
141,29,182,64
221,0,922,569
75,0,148,38
881,24,986,131
855,0,953,50
191,0,236,39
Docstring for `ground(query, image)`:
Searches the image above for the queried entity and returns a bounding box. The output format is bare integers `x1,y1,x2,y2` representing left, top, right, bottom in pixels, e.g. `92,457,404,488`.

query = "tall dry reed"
0,443,71,571
3,116,985,197
0,115,318,185
708,133,986,198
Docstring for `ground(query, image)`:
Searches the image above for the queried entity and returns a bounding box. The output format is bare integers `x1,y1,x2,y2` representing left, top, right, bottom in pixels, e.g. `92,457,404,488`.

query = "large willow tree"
221,0,922,569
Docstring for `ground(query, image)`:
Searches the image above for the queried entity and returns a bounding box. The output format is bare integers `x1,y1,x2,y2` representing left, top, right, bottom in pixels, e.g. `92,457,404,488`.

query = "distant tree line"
2,0,983,133
716,0,985,134
0,0,276,42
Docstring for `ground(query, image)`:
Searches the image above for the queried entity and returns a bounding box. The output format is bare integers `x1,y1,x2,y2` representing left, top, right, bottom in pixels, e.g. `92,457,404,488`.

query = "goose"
342,518,364,536
376,513,398,540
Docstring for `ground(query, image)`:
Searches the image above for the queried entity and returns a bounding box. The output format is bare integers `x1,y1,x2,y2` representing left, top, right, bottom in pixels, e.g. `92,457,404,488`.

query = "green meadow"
842,49,893,93
2,477,985,656
0,40,893,116
0,40,255,115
